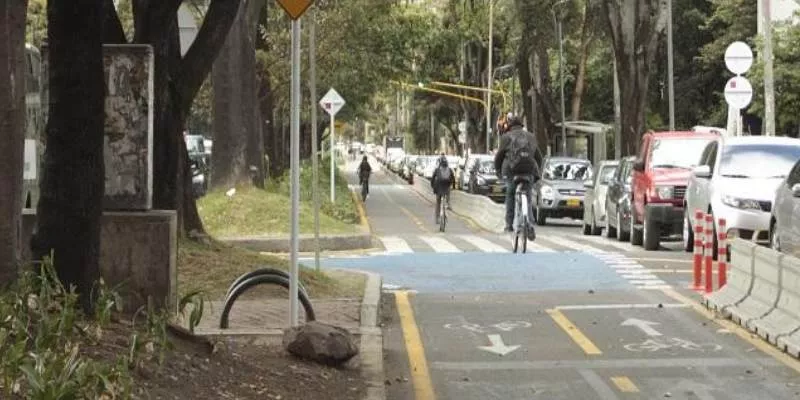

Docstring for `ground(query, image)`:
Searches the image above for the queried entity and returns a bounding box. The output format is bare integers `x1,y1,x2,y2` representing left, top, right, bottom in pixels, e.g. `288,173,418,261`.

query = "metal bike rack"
219,268,316,329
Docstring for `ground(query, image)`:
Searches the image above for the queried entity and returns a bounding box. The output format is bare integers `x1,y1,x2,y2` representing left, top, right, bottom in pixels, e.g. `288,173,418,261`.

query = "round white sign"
458,121,467,134
724,41,753,75
723,76,753,110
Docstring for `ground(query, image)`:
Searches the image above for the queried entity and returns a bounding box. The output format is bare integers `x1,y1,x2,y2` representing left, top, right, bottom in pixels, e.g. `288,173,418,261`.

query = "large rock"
283,321,359,366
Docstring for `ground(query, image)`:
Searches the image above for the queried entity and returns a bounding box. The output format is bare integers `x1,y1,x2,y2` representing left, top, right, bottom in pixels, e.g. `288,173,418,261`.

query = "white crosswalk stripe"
458,235,509,253
418,236,462,253
542,236,606,253
572,234,637,252
379,236,414,253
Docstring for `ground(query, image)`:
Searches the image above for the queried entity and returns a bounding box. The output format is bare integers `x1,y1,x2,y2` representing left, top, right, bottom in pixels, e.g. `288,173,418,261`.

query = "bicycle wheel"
439,201,447,232
219,274,316,329
522,220,528,253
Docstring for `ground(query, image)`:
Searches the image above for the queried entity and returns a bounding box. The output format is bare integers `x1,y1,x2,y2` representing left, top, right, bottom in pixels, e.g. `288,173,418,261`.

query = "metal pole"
330,115,335,202
289,18,302,327
663,0,676,132
613,57,622,159
430,111,435,153
486,0,494,153
395,90,400,137
309,11,320,271
762,0,776,136
557,18,566,156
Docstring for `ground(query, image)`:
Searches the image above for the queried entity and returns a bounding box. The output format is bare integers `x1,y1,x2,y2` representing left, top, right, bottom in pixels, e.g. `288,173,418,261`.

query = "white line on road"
505,235,557,252
419,236,462,253
458,235,509,253
578,369,623,400
621,274,659,280
379,236,413,253
573,234,636,252
543,236,606,253
555,303,688,310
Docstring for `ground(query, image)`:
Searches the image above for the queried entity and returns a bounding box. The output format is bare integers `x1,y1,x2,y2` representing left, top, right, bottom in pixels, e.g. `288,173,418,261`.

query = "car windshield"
478,161,495,174
545,160,592,180
649,138,712,169
718,143,800,179
599,165,617,184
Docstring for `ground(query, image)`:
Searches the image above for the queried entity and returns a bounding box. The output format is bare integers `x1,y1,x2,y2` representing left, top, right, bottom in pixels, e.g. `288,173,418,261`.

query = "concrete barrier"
704,239,757,316
410,176,506,233
728,246,783,326
750,255,800,344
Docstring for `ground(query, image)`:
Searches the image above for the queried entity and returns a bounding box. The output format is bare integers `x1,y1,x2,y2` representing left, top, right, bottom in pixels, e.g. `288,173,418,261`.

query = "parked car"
582,160,619,235
462,154,492,191
770,158,800,258
630,130,720,250
533,157,593,225
467,159,505,201
685,136,800,253
604,156,637,241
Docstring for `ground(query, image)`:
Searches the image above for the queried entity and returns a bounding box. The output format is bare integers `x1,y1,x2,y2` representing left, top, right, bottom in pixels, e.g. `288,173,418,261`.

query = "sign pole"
309,10,320,272
289,18,302,327
330,114,335,203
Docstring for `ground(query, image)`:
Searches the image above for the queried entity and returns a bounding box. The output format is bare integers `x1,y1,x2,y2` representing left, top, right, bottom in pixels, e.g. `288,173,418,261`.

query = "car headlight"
656,185,674,199
477,177,486,185
721,195,761,210
541,185,555,199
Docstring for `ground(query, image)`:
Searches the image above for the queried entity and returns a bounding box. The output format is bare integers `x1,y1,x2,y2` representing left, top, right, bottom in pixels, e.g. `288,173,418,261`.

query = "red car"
630,130,720,250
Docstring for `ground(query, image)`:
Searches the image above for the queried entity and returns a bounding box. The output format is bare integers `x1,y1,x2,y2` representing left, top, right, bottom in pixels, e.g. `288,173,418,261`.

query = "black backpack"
507,132,537,174
436,166,452,187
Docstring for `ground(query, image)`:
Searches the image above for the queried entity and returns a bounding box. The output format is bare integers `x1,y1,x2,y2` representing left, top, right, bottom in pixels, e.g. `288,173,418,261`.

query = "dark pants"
360,177,369,197
505,177,533,229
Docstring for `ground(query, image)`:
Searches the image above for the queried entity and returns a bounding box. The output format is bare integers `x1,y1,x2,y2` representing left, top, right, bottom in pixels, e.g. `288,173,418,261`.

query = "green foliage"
25,0,46,47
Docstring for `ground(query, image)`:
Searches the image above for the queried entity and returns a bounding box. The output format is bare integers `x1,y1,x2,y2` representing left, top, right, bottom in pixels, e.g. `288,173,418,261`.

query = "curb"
220,233,374,253
351,269,385,400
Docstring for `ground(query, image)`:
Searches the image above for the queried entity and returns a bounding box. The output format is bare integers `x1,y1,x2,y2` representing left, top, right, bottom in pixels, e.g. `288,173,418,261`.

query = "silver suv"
534,157,593,225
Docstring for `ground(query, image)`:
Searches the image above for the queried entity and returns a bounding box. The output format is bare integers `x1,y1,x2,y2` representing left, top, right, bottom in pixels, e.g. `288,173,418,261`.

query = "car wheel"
682,210,694,253
582,221,592,235
590,209,602,235
630,209,643,246
604,208,617,239
536,205,547,226
771,221,781,252
617,210,629,242
643,209,660,251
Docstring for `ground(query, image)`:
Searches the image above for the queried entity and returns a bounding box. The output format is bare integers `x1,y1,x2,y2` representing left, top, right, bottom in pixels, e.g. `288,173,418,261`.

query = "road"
324,159,800,399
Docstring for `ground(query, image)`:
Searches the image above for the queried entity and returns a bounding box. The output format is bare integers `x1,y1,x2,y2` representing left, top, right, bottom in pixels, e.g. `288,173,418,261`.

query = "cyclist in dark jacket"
494,114,542,234
357,156,372,198
431,155,455,222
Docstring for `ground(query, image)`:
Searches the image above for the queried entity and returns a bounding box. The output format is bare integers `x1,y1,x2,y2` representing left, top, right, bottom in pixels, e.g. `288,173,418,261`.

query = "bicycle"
512,176,533,253
360,177,369,202
437,193,448,232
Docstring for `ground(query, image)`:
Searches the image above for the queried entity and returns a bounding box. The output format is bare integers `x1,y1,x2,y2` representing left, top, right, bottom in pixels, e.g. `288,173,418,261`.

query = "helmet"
506,113,523,128
438,154,448,166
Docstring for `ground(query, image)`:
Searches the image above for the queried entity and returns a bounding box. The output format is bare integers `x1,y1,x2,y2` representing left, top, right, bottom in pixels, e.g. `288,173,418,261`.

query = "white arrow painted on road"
621,318,662,336
478,334,520,356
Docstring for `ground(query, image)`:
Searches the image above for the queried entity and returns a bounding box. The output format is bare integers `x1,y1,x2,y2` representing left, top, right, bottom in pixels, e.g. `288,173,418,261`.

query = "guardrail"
705,239,800,357
410,175,506,233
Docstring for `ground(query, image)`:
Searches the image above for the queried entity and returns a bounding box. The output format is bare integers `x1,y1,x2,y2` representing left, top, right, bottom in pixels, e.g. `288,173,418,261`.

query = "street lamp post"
552,3,567,156
486,0,494,153
667,0,675,131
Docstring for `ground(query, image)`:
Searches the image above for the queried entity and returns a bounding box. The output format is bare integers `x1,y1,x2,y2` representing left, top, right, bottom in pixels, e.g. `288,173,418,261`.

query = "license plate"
566,199,580,207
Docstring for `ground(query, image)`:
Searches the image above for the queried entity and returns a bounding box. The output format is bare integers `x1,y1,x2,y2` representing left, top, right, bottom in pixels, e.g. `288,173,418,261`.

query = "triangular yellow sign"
275,0,313,20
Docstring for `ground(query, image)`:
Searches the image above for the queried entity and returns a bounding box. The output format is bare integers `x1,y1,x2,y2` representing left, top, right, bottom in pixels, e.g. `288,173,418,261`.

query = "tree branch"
177,0,242,113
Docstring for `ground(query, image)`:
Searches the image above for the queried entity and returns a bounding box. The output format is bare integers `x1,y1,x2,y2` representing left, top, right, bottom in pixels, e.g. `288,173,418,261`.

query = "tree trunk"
603,0,667,156
32,0,105,311
570,2,594,122
211,0,265,190
0,0,28,286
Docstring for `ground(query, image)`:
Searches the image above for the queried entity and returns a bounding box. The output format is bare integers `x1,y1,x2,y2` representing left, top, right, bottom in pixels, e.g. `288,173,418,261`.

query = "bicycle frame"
514,182,529,232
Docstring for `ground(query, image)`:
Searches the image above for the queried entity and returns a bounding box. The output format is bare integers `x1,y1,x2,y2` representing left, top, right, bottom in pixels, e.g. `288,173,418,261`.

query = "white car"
684,136,800,250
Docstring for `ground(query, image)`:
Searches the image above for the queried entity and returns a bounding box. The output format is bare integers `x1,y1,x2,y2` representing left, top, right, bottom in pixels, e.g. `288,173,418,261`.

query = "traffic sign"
724,41,753,75
724,76,753,110
320,88,345,116
275,0,313,20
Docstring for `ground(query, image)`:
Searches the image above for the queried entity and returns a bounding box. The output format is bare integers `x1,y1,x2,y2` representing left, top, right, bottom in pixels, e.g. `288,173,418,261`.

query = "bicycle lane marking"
395,290,436,400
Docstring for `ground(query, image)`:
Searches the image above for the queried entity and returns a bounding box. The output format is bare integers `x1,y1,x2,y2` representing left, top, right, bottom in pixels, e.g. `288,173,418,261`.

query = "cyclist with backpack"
494,114,542,235
357,155,372,201
431,154,455,223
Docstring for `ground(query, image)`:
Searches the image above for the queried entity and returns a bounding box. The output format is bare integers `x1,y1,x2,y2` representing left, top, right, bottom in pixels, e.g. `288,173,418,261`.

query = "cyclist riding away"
357,155,372,201
431,154,455,223
494,114,541,237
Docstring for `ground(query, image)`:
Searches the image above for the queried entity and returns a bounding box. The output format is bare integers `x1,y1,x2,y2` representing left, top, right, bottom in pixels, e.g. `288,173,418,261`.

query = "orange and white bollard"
692,209,704,290
717,218,728,288
704,213,714,293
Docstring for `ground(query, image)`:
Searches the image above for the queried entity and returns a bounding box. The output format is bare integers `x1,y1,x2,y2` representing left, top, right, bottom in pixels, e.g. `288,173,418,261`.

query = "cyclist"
431,154,455,223
357,155,372,200
494,114,541,236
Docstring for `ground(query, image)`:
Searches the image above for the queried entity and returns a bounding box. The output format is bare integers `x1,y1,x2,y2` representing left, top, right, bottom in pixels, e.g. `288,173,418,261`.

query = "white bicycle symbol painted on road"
624,337,722,353
443,321,532,333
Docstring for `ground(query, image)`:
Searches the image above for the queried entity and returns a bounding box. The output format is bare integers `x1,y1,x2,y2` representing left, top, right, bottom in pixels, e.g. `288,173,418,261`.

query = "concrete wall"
22,210,177,313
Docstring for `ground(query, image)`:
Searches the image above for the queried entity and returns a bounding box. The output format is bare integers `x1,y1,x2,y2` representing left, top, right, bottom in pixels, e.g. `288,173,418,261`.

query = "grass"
198,157,361,237
177,238,366,300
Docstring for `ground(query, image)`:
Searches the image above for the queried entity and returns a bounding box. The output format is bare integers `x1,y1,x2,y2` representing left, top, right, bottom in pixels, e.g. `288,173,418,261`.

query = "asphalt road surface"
323,159,800,399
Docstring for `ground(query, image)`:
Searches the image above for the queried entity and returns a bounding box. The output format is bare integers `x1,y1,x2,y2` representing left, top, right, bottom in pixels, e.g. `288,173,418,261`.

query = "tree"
31,0,106,311
211,0,266,190
0,0,29,286
602,0,668,155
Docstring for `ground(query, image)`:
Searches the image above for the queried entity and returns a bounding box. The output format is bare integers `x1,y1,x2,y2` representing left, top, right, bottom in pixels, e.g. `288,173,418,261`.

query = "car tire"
536,206,547,226
582,221,592,235
617,210,630,242
590,210,602,235
630,209,643,246
643,209,660,251
771,220,781,252
682,210,694,253
604,208,617,239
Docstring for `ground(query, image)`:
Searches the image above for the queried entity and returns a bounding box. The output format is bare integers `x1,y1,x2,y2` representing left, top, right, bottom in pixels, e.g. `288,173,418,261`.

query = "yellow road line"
611,376,639,392
661,288,800,376
350,190,370,230
546,309,602,355
395,291,436,400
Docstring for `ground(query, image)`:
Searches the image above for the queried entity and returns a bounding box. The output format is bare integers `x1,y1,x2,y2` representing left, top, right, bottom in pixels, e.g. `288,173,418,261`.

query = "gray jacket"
494,126,542,178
